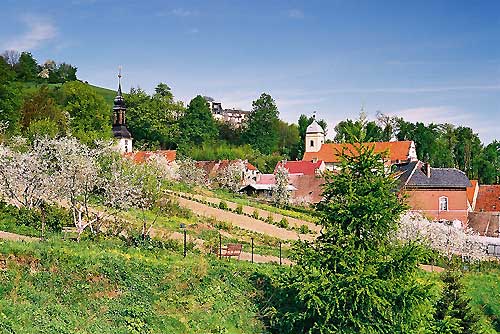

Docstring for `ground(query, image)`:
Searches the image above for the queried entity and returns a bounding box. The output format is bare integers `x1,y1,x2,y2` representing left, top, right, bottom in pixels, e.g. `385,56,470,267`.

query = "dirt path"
173,191,320,233
174,196,314,242
0,231,39,242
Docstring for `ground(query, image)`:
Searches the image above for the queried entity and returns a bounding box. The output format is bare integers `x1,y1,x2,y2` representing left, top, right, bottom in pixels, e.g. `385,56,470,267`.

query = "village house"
395,161,471,225
239,160,326,204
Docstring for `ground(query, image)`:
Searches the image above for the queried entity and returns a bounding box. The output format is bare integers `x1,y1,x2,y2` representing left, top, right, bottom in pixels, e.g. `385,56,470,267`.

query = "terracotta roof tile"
124,150,176,163
303,141,414,163
476,185,500,212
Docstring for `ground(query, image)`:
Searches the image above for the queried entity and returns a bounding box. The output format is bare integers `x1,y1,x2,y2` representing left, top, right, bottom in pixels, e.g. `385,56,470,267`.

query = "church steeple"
112,67,133,153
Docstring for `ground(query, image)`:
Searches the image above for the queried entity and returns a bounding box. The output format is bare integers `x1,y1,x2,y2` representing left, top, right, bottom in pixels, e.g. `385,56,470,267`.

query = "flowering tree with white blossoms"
396,212,487,260
177,158,207,186
215,160,245,192
43,137,104,240
272,163,290,207
0,140,56,210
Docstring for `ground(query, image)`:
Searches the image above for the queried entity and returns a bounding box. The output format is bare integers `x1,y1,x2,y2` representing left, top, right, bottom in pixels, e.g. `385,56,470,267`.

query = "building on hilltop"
205,97,250,126
112,71,133,153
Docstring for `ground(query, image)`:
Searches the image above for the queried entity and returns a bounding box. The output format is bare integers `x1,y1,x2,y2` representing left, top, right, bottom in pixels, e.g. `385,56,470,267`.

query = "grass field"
0,237,279,334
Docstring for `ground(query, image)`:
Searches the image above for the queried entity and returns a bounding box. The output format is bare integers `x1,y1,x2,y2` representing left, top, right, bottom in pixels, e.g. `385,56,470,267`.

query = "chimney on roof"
423,162,431,178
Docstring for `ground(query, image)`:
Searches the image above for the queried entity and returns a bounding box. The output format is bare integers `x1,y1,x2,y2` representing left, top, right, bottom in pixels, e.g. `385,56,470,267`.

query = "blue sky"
1,0,499,143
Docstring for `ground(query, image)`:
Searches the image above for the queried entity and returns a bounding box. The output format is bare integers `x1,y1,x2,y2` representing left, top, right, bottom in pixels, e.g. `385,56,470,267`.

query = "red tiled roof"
247,162,257,171
475,185,500,212
303,141,414,163
274,160,324,175
124,150,176,163
196,160,259,177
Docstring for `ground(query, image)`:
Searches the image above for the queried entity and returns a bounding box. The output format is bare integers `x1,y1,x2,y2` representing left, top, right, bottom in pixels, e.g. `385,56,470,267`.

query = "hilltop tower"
112,69,133,153
305,112,325,153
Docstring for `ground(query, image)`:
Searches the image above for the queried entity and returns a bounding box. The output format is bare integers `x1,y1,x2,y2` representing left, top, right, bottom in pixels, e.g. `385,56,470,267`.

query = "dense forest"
0,51,498,180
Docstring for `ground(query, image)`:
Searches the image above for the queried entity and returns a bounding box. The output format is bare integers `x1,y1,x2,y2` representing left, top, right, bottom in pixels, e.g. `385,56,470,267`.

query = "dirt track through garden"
173,195,315,242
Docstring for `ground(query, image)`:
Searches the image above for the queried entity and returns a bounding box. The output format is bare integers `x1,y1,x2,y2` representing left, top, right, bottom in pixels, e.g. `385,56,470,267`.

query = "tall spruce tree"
433,271,484,334
180,95,217,146
274,137,432,333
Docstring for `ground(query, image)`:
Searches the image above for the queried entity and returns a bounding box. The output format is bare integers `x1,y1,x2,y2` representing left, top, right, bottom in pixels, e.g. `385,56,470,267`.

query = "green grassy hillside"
89,84,117,106
0,238,277,334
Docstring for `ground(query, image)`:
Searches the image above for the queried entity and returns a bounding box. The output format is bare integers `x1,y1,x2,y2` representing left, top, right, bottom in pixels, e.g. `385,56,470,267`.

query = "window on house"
310,140,314,147
439,196,448,211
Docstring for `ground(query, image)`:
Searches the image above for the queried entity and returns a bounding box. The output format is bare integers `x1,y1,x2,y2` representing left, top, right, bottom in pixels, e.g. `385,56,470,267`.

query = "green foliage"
277,120,300,160
125,84,185,150
278,218,288,229
0,201,71,235
243,93,280,155
15,52,38,82
273,141,432,333
0,56,15,83
433,270,485,334
252,209,259,220
218,200,228,210
47,63,77,84
20,85,68,138
0,238,270,333
266,214,274,225
59,81,112,144
181,141,257,161
298,224,310,234
235,204,243,214
179,95,217,146
0,82,23,135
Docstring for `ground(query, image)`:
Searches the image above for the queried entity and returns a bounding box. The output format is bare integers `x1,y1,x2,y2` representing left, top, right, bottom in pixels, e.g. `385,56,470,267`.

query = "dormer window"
439,196,448,211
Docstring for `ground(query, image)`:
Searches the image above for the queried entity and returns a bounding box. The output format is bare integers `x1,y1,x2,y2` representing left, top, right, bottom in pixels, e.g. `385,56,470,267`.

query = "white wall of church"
305,132,325,153
117,138,133,153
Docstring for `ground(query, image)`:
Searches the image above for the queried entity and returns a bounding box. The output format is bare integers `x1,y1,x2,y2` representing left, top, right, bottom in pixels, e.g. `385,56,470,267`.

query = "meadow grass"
0,237,279,334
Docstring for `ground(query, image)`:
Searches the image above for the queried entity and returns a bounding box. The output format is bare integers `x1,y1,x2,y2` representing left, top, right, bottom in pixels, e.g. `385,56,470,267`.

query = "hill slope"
0,238,275,334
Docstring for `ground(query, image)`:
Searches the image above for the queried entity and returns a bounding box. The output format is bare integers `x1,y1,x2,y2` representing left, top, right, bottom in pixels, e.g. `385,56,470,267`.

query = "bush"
278,218,289,229
266,214,274,225
299,224,310,234
235,204,243,215
252,209,259,220
218,201,228,210
11,203,71,233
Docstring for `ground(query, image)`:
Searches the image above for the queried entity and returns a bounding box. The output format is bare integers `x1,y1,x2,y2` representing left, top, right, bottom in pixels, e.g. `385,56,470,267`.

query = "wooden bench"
220,243,243,260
